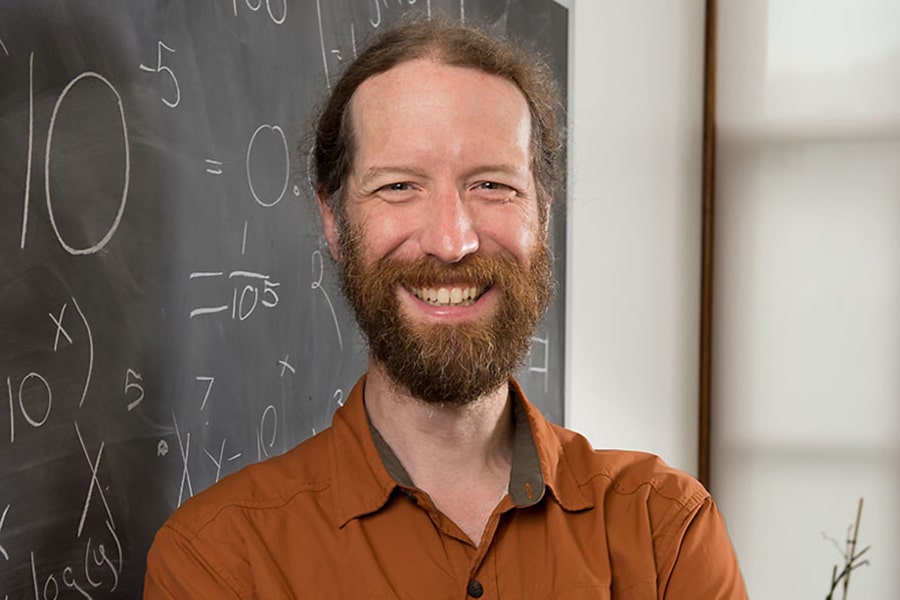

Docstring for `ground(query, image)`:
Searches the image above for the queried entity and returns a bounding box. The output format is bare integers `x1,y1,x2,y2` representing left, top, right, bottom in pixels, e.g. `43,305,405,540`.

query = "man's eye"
385,182,411,191
479,181,508,191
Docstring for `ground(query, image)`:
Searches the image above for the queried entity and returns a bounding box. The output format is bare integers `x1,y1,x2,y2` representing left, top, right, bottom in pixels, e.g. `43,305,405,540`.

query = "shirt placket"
458,497,516,599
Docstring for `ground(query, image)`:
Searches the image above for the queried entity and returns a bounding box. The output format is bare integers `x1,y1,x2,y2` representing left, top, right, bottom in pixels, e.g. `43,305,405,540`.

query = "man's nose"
418,186,479,263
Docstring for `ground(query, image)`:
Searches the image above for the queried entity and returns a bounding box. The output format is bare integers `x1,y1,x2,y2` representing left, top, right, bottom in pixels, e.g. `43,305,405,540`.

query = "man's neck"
363,359,514,474
363,359,515,543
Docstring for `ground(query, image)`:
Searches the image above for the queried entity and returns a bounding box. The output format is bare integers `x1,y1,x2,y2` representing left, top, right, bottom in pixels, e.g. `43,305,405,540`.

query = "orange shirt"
145,377,746,599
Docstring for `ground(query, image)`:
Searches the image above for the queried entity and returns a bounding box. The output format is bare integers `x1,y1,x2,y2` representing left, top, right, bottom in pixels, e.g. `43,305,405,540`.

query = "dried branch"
824,498,870,600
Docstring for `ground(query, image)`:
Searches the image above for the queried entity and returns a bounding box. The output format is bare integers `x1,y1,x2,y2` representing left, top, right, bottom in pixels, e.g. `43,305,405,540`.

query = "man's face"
319,58,553,405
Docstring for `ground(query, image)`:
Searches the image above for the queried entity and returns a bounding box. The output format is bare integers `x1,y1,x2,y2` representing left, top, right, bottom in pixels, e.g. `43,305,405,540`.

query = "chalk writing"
188,272,227,317
189,270,280,320
45,72,130,255
6,373,52,442
4,377,11,443
246,124,290,208
371,0,433,28
311,250,343,350
278,355,295,377
72,297,94,409
196,376,215,411
205,158,223,175
233,0,287,25
315,0,330,89
231,271,280,320
329,21,358,63
203,438,230,483
139,40,180,108
18,373,51,428
172,414,193,507
201,440,242,484
30,553,50,600
124,369,144,411
19,53,33,249
74,422,116,538
49,303,72,351
1,298,90,447
95,521,125,590
30,525,123,598
257,405,277,460
0,504,9,561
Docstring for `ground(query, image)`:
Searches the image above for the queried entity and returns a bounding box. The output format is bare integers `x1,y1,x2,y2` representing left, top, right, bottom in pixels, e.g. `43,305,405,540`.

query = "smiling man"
145,19,747,599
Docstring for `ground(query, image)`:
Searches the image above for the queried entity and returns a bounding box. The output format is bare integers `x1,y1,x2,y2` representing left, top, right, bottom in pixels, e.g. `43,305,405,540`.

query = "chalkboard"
0,0,567,596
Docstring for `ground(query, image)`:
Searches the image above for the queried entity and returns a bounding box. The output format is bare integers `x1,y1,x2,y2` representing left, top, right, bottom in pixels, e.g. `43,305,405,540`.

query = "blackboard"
0,0,567,596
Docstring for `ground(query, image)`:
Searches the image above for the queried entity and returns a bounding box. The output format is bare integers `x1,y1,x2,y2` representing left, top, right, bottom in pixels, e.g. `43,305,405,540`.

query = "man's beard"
337,223,554,407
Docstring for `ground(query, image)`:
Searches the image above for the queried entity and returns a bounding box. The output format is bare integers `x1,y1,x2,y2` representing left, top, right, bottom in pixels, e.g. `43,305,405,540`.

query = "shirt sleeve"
662,496,748,599
143,523,247,600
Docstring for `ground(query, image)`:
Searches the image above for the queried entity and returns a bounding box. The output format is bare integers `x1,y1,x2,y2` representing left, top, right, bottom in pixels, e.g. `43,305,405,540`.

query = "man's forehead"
348,58,529,122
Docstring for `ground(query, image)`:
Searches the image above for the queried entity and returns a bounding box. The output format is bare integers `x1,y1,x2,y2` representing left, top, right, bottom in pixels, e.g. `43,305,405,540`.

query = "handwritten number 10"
19,54,130,255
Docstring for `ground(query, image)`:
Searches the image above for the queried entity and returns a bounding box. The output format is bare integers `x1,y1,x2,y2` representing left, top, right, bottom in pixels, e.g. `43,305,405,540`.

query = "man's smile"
408,284,486,307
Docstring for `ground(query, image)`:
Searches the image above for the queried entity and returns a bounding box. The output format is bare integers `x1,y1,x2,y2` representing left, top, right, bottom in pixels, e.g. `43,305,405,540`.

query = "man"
145,19,747,599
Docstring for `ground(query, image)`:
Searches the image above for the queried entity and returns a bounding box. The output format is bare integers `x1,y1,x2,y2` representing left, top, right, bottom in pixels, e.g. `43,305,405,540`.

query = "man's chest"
244,498,658,600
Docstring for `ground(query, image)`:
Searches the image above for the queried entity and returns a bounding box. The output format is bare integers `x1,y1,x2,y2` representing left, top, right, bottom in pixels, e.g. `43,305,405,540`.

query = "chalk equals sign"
205,158,223,175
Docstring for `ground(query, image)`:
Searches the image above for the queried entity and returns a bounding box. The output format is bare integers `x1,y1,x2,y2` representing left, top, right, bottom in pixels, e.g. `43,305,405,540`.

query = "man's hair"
312,18,564,221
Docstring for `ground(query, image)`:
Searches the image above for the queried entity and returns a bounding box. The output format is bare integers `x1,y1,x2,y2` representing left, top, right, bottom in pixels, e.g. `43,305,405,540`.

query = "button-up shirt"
144,377,747,599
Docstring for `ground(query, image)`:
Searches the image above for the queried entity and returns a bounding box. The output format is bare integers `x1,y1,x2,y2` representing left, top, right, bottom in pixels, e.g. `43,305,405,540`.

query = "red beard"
337,224,554,406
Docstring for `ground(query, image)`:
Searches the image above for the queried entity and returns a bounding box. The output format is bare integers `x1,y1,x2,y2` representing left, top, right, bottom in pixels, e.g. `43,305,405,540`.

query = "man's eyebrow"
467,164,529,177
359,166,427,184
357,164,532,187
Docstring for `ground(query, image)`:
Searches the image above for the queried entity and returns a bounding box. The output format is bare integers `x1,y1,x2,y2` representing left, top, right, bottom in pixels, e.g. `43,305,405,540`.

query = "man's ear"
316,188,341,262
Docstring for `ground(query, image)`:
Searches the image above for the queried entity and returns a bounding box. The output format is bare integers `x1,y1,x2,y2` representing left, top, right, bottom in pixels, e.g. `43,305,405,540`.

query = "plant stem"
842,498,864,600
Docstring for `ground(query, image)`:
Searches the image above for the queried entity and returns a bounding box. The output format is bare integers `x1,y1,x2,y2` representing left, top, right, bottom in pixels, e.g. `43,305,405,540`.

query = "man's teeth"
412,286,482,306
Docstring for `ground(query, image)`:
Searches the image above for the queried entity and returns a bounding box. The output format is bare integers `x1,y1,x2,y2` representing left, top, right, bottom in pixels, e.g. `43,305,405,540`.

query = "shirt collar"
330,376,592,528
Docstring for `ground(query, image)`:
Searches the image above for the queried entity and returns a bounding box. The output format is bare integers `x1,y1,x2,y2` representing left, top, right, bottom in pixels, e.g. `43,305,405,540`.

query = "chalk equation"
166,381,343,507
0,424,125,598
3,298,93,447
188,270,281,320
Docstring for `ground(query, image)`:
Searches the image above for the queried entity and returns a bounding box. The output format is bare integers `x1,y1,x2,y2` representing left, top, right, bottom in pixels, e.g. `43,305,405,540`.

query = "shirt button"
466,579,484,598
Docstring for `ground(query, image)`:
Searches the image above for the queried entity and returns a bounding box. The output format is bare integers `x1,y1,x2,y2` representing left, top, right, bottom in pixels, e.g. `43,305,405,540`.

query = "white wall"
712,2,900,597
565,0,706,476
563,2,900,598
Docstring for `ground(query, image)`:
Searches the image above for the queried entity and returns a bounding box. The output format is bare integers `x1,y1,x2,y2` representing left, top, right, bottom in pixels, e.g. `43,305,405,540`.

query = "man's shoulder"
163,426,336,539
550,423,708,507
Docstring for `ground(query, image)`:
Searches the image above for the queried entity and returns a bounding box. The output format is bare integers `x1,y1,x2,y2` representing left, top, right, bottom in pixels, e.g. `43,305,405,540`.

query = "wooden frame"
699,0,718,489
